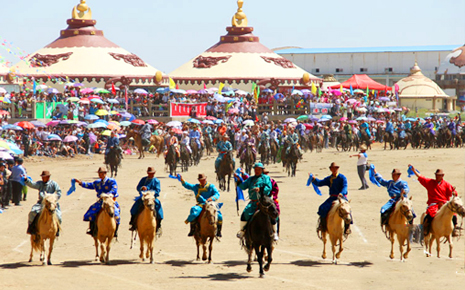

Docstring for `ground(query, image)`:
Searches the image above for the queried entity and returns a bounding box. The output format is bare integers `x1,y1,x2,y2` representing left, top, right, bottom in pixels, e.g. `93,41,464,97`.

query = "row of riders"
22,156,464,273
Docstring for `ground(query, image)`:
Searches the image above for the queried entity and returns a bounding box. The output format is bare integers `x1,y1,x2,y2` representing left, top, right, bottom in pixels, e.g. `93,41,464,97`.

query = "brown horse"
382,196,414,261
136,192,157,263
269,139,278,164
321,196,352,264
217,151,234,192
423,196,465,258
94,194,117,264
126,130,164,159
29,194,60,266
194,201,218,263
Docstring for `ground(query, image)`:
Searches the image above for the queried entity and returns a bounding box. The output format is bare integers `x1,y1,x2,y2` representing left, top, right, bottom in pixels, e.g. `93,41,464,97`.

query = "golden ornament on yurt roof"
232,0,248,27
72,0,92,20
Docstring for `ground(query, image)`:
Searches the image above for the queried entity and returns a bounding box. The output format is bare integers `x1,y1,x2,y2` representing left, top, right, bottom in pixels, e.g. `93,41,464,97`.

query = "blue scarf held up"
369,164,381,187
307,174,322,196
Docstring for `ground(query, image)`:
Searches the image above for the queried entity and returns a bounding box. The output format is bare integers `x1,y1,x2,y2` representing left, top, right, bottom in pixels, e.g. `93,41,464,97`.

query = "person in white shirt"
180,132,192,154
350,144,369,190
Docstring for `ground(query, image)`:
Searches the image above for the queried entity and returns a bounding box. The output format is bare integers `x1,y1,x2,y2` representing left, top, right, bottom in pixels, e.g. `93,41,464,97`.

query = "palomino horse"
94,194,117,264
106,147,121,178
194,201,219,263
320,196,352,264
29,194,60,265
382,196,414,261
126,130,164,159
240,146,255,175
136,192,157,263
180,144,191,172
423,195,465,258
243,192,279,278
217,151,234,192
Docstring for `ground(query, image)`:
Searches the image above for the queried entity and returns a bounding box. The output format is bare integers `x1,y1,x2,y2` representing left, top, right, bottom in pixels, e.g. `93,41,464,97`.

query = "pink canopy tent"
330,74,391,91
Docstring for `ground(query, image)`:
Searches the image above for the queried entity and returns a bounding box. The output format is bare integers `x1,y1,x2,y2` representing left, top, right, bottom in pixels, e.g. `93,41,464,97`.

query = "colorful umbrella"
296,115,309,121
0,151,13,160
107,99,119,104
166,121,182,127
228,108,239,114
3,124,23,130
80,88,94,94
101,130,111,137
95,110,109,116
63,135,78,142
120,121,132,127
84,114,99,120
146,119,159,125
17,121,34,129
202,120,214,125
187,118,201,124
46,121,60,127
79,98,90,104
132,119,145,125
48,134,62,141
0,110,9,116
66,97,80,102
31,120,46,128
134,88,148,95
91,99,105,104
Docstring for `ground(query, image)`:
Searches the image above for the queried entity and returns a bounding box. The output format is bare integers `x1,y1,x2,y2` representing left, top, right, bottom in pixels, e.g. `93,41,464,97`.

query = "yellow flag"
169,77,176,89
340,84,343,93
311,82,317,95
218,83,225,95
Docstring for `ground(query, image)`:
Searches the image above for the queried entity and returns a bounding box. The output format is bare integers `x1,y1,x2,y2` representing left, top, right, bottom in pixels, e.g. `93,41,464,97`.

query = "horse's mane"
435,197,456,219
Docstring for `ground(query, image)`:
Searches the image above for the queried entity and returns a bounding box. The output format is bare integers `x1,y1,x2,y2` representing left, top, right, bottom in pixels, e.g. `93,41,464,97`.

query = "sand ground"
0,144,464,290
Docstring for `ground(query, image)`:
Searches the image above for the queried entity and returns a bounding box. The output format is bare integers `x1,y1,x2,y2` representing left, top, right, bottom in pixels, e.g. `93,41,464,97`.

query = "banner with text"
170,102,207,117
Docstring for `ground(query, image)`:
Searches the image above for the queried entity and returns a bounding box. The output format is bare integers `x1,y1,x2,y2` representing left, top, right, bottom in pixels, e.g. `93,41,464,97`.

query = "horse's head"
100,193,115,217
258,194,279,220
42,193,58,214
142,191,155,212
448,195,465,217
398,196,414,222
203,201,218,225
337,195,352,224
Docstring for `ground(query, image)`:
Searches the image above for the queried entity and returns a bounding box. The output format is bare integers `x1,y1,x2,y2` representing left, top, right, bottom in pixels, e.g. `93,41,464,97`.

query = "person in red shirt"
409,165,460,236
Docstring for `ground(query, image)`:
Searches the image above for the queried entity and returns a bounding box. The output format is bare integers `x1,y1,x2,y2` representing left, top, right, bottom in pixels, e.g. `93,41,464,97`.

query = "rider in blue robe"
360,121,371,138
77,167,120,237
397,122,406,139
129,167,163,235
215,135,235,171
179,173,222,237
189,128,202,150
105,131,120,164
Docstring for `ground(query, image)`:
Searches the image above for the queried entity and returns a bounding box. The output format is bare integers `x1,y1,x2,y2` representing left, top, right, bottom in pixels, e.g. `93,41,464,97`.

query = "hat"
329,162,339,168
97,167,108,173
391,169,401,175
360,144,367,151
198,173,207,180
40,170,51,177
253,162,265,169
435,169,444,175
147,167,156,174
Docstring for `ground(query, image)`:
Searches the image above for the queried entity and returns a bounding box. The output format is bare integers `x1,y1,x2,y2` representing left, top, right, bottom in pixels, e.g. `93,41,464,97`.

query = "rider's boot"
317,216,327,233
114,223,119,238
272,223,279,241
156,218,163,237
216,222,222,238
236,221,247,239
423,215,432,236
452,215,462,237
188,221,197,237
86,221,96,236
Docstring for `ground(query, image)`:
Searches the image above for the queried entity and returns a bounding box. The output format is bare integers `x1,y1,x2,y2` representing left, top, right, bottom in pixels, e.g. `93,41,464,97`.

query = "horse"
411,128,422,149
93,194,117,264
320,196,352,264
259,142,270,165
217,151,234,192
194,201,219,263
190,138,201,166
166,144,178,176
136,192,157,263
203,134,213,156
240,146,256,175
360,131,372,150
423,195,465,258
336,132,350,152
180,144,191,172
126,130,164,159
269,139,278,164
106,147,121,178
310,133,324,153
284,144,299,177
382,196,414,261
383,132,396,150
29,194,60,266
243,193,279,278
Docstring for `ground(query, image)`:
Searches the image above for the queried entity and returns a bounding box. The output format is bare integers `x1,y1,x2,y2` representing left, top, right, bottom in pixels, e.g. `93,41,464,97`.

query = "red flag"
176,83,179,90
203,83,207,90
125,87,128,110
111,83,116,95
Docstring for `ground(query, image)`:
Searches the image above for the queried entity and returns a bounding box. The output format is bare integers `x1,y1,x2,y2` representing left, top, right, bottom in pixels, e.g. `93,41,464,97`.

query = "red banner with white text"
170,102,207,117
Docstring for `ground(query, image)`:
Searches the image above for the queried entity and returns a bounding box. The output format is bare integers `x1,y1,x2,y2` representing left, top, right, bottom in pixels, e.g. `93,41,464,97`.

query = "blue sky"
0,0,464,73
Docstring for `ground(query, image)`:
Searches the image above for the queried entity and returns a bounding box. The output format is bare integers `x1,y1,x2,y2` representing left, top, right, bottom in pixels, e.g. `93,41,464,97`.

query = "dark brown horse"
190,138,201,166
203,135,213,156
243,192,279,278
284,144,299,177
106,147,121,178
269,139,278,164
180,144,191,172
217,151,234,192
259,142,270,165
240,146,255,175
166,145,178,176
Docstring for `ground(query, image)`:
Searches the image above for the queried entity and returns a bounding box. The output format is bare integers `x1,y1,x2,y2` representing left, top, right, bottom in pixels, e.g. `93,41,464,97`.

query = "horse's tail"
30,234,41,251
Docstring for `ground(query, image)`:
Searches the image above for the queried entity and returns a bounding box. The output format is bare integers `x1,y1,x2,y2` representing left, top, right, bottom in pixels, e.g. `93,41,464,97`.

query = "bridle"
399,203,413,221
337,203,351,221
448,200,465,215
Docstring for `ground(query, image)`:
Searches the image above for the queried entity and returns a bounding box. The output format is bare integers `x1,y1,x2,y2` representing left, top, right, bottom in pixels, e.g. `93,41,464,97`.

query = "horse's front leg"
196,239,200,261
29,236,34,262
99,241,105,263
403,235,411,260
335,238,343,260
321,231,327,259
246,246,253,272
139,237,145,261
435,237,441,258
389,232,395,259
208,237,213,263
202,242,207,261
105,237,112,264
47,237,55,265
94,237,99,261
447,236,453,259
264,245,272,272
256,245,264,278
149,239,154,264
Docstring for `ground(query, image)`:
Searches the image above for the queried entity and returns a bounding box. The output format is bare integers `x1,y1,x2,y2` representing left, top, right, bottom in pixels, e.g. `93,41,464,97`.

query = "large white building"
275,45,458,87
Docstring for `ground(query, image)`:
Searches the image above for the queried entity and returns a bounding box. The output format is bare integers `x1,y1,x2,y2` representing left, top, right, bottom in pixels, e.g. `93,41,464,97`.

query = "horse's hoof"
150,260,154,264
202,256,207,261
42,262,47,266
333,259,338,265
264,264,270,272
246,265,252,272
259,273,265,278
389,254,394,259
28,258,32,263
322,254,326,259
47,261,52,265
